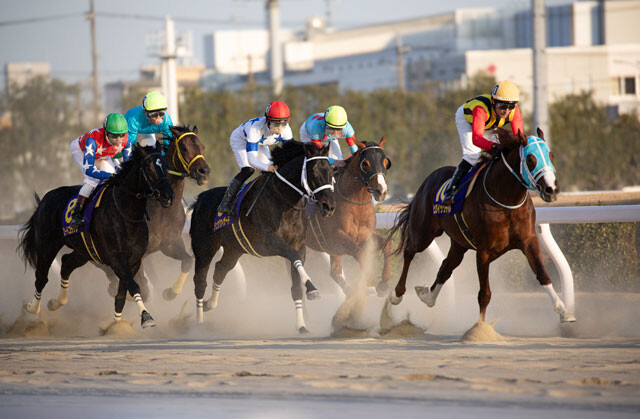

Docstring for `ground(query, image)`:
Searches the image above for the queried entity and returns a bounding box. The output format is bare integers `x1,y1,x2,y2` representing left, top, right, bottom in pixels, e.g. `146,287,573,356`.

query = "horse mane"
477,129,525,163
101,144,153,190
271,140,306,167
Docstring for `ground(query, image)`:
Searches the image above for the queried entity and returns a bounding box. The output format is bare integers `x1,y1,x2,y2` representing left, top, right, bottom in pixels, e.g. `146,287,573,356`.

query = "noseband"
342,145,387,194
168,132,205,178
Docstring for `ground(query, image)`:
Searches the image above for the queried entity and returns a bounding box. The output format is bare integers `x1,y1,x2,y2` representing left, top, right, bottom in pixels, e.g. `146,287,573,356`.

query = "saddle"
433,163,486,216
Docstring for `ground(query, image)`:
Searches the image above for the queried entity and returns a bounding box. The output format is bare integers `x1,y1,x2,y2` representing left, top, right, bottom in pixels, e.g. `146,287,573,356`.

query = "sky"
0,0,574,89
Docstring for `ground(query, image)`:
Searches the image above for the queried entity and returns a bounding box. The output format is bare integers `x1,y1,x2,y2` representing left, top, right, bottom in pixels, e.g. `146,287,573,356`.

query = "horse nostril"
546,186,554,195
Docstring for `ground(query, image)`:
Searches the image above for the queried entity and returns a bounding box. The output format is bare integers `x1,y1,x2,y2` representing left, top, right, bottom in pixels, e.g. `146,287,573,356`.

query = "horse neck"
484,148,528,207
112,163,148,216
340,156,369,200
273,156,307,206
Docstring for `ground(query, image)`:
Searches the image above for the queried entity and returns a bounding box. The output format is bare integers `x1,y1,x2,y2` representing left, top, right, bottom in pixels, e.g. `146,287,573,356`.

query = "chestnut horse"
306,137,392,295
388,128,576,326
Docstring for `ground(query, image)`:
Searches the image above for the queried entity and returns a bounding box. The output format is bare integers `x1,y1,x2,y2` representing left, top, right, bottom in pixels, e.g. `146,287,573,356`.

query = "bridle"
338,145,388,204
168,132,205,178
483,137,555,209
273,156,335,204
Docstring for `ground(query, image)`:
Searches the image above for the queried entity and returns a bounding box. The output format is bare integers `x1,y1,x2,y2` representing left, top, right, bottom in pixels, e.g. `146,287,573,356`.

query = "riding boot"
70,195,89,226
217,178,244,215
443,160,473,204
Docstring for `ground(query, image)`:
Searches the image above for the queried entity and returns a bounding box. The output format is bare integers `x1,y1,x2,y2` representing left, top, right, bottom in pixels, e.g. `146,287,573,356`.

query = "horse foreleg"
521,237,576,323
113,261,155,328
374,233,393,295
48,251,88,311
205,247,240,314
161,240,194,301
329,255,351,295
476,251,493,323
113,278,127,322
416,240,467,307
289,261,309,334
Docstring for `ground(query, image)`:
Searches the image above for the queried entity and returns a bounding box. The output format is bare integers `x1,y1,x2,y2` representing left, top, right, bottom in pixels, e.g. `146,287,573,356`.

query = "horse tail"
385,201,414,256
17,193,42,271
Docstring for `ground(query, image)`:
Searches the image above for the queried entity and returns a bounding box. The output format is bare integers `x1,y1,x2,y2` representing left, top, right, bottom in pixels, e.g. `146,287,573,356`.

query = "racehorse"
189,140,336,333
387,128,576,326
306,137,392,295
100,125,211,301
18,144,174,328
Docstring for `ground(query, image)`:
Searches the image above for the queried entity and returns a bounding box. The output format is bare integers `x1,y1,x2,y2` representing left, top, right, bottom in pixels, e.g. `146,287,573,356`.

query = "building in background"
5,62,51,95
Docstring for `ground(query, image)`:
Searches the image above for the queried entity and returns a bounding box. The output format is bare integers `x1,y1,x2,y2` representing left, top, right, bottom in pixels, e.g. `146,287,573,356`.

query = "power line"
0,13,82,26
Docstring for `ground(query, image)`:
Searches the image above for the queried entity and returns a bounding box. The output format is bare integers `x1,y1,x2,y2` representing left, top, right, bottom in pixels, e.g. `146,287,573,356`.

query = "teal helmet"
103,113,128,134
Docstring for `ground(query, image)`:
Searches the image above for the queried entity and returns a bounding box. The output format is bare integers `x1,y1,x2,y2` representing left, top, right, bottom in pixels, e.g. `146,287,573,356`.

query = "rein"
168,132,204,177
273,156,334,203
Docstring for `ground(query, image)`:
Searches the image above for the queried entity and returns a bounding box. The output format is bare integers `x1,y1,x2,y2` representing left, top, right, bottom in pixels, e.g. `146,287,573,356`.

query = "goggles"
269,120,288,127
107,132,126,140
146,110,166,119
495,101,517,110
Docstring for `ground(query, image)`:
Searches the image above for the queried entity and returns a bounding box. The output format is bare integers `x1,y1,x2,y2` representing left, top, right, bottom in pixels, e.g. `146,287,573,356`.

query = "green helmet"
103,113,128,134
324,105,348,129
142,91,168,111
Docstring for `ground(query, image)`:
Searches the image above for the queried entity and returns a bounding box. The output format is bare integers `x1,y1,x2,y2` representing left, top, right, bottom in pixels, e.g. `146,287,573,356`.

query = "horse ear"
379,136,386,148
354,139,366,150
516,129,527,145
536,127,545,140
303,142,317,157
193,125,198,135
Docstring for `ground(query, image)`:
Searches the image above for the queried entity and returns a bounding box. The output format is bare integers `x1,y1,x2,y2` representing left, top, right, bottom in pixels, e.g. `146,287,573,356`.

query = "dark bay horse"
306,137,392,295
101,125,211,300
18,144,174,328
189,141,336,333
388,128,576,326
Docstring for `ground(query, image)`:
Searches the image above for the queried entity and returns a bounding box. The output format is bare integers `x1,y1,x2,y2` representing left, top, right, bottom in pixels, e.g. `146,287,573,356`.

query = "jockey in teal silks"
300,105,357,168
124,91,174,154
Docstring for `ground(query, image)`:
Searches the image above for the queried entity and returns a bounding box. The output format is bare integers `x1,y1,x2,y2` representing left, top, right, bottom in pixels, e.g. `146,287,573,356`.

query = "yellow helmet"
491,80,519,102
142,91,168,111
324,105,348,129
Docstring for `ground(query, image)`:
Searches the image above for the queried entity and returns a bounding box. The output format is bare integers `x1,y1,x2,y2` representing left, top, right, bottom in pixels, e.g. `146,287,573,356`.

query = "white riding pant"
137,133,156,147
455,105,498,166
70,137,116,197
299,125,344,161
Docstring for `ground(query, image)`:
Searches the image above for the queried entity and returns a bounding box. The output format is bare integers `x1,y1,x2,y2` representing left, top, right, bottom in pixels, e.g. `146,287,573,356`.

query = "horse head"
168,125,211,185
496,128,558,203
138,143,174,208
303,142,336,217
352,136,391,202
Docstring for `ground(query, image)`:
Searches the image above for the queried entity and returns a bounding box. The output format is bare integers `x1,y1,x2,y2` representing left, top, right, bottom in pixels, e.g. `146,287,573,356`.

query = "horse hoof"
298,326,310,334
23,302,39,315
141,311,156,328
47,299,63,311
306,290,320,300
163,288,178,301
415,286,435,307
203,298,216,312
561,314,577,323
389,293,403,305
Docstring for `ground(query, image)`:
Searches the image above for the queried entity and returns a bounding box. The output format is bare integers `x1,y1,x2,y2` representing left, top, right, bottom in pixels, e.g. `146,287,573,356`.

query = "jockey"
217,100,294,215
69,113,131,226
299,105,357,168
443,80,524,204
124,91,174,152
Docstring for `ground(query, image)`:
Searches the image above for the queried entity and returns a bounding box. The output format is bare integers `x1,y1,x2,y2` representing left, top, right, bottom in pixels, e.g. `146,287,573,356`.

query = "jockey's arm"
121,137,132,162
245,127,272,172
343,123,358,154
82,138,112,180
471,107,495,150
511,106,524,136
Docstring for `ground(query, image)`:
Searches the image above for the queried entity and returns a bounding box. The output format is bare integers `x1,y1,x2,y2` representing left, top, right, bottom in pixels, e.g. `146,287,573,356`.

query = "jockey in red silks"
299,105,357,168
68,113,131,226
443,80,524,204
217,100,294,215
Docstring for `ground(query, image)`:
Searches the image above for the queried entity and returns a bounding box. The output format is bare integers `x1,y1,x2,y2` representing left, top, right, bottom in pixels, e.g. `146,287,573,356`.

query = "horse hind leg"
374,232,393,295
416,239,467,308
329,255,351,295
289,262,310,334
161,240,194,301
24,242,63,315
47,251,88,311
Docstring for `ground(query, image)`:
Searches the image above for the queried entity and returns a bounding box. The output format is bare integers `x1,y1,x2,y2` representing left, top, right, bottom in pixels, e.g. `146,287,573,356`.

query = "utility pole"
161,16,179,123
87,0,100,121
395,35,409,91
532,0,549,144
267,0,283,96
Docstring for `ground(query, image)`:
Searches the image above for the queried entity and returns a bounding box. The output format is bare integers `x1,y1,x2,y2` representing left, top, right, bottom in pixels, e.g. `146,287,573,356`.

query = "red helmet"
265,100,290,122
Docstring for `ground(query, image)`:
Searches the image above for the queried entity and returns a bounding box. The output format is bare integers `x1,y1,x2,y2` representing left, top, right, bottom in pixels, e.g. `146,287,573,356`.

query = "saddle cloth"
62,184,108,237
433,163,486,216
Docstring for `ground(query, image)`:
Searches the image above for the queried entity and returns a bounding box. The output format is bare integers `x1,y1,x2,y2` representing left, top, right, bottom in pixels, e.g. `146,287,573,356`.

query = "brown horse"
388,128,576,326
306,137,392,295
104,125,211,300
